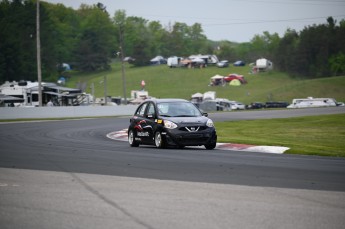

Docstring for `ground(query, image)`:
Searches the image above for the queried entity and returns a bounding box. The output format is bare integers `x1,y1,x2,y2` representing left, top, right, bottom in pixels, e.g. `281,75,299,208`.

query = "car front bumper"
162,128,217,146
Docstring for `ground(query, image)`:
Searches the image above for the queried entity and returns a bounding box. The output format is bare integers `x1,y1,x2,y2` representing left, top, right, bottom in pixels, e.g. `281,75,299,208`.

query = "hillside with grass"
66,61,345,105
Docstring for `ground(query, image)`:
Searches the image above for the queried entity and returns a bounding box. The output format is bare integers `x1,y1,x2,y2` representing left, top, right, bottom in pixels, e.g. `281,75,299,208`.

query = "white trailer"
167,56,182,68
189,54,219,65
0,81,38,106
0,81,85,107
287,97,339,108
255,58,273,72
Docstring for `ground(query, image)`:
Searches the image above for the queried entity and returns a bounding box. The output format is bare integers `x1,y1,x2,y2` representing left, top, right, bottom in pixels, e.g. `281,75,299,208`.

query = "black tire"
204,135,217,150
128,129,139,147
154,131,166,148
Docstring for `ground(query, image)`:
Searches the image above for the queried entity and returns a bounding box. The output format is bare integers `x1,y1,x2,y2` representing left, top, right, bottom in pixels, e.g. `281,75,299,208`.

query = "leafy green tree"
124,16,152,66
113,10,126,61
294,18,336,77
274,29,299,74
0,0,37,82
274,17,345,78
166,22,191,56
44,2,80,65
147,21,169,57
2,1,344,84
75,4,115,71
250,31,280,60
232,42,253,63
188,23,208,54
329,52,345,76
213,40,236,61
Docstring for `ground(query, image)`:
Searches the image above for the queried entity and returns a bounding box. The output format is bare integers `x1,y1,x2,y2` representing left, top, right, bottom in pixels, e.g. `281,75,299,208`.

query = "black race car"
128,99,217,149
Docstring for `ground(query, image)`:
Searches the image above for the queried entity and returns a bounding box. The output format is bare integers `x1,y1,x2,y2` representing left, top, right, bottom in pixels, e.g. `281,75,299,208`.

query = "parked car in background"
123,56,135,63
224,73,247,84
233,60,245,66
247,102,265,109
265,101,289,108
229,101,246,110
217,60,229,68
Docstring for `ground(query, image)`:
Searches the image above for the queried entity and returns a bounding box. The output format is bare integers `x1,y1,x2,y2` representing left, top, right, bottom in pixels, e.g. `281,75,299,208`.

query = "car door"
131,102,150,143
142,102,157,144
132,101,157,144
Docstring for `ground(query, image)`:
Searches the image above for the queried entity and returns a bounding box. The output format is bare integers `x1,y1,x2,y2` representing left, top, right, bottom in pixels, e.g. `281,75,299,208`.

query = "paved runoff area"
107,129,290,154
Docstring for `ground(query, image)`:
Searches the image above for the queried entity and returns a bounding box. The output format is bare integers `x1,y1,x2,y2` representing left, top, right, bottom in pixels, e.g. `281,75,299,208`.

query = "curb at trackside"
107,129,290,154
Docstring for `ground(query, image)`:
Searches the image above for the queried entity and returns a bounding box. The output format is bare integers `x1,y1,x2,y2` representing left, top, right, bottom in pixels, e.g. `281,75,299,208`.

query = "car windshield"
157,102,202,117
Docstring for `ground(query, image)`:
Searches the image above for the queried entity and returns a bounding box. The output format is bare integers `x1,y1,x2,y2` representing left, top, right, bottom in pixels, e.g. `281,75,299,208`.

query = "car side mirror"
202,112,208,117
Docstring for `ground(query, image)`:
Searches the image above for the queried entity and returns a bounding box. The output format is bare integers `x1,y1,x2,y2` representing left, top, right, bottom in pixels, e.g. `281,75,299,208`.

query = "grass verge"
215,113,345,157
66,62,345,104
3,112,344,157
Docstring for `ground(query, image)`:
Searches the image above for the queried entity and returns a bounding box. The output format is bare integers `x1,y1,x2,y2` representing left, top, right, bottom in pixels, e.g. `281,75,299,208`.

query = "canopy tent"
180,59,192,65
210,75,225,86
150,56,164,62
229,79,241,86
191,92,203,103
191,92,203,98
203,91,216,100
150,56,166,65
211,74,224,80
191,58,205,63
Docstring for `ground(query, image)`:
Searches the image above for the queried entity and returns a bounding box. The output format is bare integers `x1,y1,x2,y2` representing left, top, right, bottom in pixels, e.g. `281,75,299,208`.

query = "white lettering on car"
137,132,149,137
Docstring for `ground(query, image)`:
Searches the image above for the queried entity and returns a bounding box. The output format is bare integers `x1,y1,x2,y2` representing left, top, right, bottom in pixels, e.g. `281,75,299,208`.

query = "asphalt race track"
1,107,345,229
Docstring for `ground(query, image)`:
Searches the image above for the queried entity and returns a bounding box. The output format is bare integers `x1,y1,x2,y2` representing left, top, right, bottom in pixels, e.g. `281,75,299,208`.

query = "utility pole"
120,46,127,104
91,82,95,105
36,0,42,106
118,26,127,104
103,75,107,105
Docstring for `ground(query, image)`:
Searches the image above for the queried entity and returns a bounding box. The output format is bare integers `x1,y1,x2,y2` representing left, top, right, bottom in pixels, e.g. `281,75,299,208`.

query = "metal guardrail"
0,105,137,120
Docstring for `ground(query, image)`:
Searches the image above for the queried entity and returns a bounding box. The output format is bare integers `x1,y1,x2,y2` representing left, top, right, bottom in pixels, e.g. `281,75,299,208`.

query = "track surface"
1,107,345,228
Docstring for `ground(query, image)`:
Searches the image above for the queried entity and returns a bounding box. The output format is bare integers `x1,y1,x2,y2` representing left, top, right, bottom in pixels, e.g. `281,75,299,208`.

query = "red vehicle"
223,73,247,84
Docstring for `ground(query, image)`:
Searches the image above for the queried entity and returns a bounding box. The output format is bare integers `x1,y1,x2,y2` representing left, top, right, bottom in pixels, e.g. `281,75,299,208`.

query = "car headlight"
164,120,178,129
206,119,214,127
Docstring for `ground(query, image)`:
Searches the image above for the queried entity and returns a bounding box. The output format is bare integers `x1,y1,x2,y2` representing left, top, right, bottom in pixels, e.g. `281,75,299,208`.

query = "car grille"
179,126,207,132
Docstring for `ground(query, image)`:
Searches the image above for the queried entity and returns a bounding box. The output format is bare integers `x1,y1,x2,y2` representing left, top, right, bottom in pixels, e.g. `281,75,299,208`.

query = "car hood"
161,116,209,125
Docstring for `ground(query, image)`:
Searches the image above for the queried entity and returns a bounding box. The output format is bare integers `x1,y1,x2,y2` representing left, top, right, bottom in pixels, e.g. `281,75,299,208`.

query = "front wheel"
204,142,216,150
154,131,166,148
128,129,139,147
204,135,217,150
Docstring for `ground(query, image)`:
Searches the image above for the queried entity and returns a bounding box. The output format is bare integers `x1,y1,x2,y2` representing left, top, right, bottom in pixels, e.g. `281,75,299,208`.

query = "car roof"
144,98,189,104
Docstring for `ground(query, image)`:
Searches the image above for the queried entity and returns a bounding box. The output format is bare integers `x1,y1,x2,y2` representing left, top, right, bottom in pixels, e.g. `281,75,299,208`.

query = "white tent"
191,57,205,63
210,75,225,86
211,74,224,80
150,56,164,62
191,92,203,98
150,56,166,65
203,91,216,100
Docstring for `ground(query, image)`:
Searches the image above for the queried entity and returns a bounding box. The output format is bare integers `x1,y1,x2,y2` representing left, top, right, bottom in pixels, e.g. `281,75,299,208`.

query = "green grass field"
66,61,345,104
215,114,345,157
65,62,345,157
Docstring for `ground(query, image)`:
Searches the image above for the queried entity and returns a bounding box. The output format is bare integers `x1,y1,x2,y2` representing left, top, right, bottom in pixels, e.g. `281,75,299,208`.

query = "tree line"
1,0,344,84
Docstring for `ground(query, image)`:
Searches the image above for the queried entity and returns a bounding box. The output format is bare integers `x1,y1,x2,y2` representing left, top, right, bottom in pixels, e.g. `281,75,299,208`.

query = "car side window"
147,102,156,118
136,103,148,117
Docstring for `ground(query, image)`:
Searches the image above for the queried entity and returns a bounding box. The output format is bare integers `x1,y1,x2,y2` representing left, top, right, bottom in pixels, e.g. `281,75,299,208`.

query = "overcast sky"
44,0,345,42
